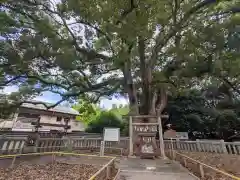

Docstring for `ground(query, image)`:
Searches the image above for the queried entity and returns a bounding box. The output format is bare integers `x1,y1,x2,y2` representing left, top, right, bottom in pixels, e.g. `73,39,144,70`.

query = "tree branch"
38,1,115,55
92,82,121,103
25,74,69,90
14,77,122,110
59,14,110,62
71,20,114,54
218,76,240,96
0,75,25,86
150,0,218,67
116,0,137,25
19,98,67,110
4,2,111,64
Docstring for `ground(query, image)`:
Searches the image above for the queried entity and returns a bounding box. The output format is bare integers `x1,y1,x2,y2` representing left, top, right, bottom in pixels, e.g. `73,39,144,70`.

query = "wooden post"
34,135,39,153
100,141,105,156
158,116,166,159
129,116,133,156
64,136,72,152
199,164,205,178
220,139,227,154
69,137,73,151
196,139,201,152
11,110,19,129
170,138,174,159
183,157,187,167
10,155,16,168
106,164,111,179
176,139,180,149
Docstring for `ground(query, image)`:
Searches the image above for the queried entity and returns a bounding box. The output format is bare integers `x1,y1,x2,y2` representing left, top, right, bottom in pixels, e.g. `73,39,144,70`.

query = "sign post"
100,128,120,156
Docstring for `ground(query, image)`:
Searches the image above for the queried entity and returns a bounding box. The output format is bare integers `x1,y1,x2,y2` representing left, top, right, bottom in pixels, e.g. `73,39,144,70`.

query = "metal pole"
158,115,166,159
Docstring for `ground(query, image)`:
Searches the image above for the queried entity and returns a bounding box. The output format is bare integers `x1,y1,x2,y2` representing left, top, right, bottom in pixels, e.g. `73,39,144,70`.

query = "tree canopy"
72,99,100,124
86,111,124,134
72,100,127,134
166,86,240,140
0,0,239,117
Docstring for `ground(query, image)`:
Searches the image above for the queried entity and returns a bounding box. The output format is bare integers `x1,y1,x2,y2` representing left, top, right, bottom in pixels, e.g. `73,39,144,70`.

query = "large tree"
0,0,239,116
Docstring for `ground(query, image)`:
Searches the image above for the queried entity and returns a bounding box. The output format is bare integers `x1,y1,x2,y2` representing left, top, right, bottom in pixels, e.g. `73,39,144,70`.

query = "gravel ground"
0,162,99,180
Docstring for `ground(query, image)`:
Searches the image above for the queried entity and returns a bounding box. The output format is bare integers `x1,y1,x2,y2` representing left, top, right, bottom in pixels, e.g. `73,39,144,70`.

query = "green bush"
86,111,123,133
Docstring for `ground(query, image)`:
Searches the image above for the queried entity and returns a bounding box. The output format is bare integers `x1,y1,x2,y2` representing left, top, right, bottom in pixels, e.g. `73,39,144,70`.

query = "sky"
1,85,128,110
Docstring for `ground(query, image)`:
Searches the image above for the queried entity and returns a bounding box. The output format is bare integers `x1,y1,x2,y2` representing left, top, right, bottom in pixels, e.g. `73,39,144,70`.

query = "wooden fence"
1,135,240,156
0,135,129,155
166,151,240,180
164,139,240,155
0,135,27,154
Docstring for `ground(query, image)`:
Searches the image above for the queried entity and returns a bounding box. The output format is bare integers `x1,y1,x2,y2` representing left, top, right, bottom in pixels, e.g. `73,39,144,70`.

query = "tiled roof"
21,103,79,115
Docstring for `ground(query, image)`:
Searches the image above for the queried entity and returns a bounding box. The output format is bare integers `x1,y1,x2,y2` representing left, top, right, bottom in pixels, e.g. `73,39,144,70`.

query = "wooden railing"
0,136,27,154
69,137,129,155
167,150,240,180
164,139,240,155
0,135,130,155
1,135,240,157
88,157,117,180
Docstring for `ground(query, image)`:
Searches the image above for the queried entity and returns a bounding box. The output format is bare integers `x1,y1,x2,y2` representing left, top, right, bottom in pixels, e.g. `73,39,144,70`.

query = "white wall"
69,119,86,131
1,114,85,132
40,115,85,131
0,120,13,129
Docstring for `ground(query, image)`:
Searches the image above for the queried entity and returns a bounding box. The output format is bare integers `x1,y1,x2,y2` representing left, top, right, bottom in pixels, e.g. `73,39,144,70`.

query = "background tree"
109,104,129,119
166,86,240,140
0,94,17,119
72,99,100,124
86,111,123,134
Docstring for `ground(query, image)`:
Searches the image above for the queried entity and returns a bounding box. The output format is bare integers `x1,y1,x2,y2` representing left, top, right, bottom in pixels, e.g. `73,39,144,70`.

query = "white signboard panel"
104,128,120,142
176,132,189,139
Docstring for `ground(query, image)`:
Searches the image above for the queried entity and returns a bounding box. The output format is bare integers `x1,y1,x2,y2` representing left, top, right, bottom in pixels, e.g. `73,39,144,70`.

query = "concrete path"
115,157,198,180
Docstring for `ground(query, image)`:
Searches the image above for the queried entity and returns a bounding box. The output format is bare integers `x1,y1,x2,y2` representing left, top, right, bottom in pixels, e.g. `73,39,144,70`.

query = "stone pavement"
115,157,199,180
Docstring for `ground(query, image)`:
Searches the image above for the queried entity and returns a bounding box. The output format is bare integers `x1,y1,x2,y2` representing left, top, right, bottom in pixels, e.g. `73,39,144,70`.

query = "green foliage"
72,100,129,135
109,104,129,119
72,100,100,124
0,0,239,118
167,87,240,140
166,90,206,132
0,94,16,119
86,111,123,134
109,104,129,135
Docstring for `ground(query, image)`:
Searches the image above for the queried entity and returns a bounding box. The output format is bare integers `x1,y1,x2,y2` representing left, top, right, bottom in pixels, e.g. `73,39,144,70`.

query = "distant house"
0,102,85,132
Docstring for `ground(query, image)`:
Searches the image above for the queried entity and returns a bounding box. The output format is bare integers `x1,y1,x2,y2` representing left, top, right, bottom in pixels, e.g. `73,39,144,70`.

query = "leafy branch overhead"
0,0,239,114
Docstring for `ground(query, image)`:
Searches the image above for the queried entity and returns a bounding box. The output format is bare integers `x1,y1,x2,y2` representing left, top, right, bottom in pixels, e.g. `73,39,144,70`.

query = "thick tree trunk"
138,38,153,115
156,87,168,115
123,60,139,115
123,38,168,116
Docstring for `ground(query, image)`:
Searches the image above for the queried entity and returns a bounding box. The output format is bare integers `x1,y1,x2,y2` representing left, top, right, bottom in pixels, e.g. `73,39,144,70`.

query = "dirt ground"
0,154,118,180
176,151,240,179
0,162,98,180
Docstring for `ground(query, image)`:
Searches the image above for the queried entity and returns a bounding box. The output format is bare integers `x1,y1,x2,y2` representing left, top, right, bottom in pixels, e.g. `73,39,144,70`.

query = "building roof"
21,102,79,115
